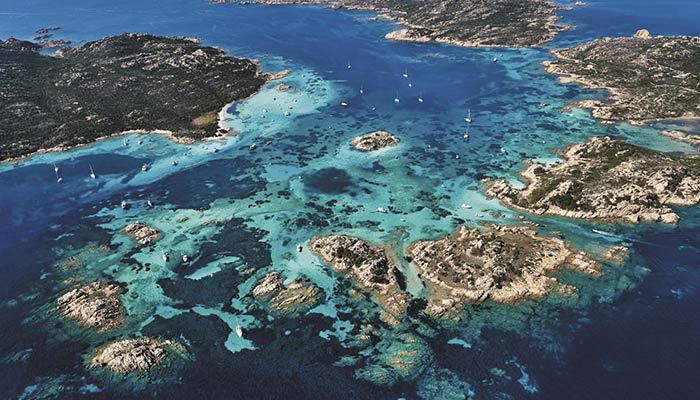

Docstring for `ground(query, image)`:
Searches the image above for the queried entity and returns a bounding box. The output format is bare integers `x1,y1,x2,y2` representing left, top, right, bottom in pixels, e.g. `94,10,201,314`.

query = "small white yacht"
182,254,189,263
236,325,244,337
172,160,178,166
376,207,388,214
123,138,128,146
464,108,472,123
493,57,498,63
249,143,258,151
89,164,96,179
340,102,348,107
56,177,63,183
347,62,352,69
284,111,290,116
147,199,153,207
393,94,400,103
461,204,472,209
500,147,507,154
408,82,412,88
402,69,408,78
455,154,460,159
53,163,59,173
418,95,424,103
162,253,169,262
121,200,128,209
138,139,142,145
297,245,303,253
359,85,364,95
141,163,150,172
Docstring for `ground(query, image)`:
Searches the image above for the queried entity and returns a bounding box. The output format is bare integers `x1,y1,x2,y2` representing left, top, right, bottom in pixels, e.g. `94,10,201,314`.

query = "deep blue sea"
1,0,699,399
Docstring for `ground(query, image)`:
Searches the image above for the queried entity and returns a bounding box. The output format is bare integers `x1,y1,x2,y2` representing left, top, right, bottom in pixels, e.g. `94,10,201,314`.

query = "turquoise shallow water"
1,1,700,399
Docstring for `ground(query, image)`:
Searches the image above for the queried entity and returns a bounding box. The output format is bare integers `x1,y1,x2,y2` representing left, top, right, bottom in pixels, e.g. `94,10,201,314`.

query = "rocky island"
351,130,399,151
544,31,700,124
122,222,161,248
217,0,566,48
486,136,700,224
0,33,268,161
406,225,600,317
310,235,409,323
91,337,184,374
57,281,124,332
251,271,322,316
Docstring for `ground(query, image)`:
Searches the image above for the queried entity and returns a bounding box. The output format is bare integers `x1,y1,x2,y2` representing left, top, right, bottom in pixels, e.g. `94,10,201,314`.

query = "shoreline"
1,67,289,166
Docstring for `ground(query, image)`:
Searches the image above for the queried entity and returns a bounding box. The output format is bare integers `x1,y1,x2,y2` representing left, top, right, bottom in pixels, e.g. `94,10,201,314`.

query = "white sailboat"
162,253,169,262
393,92,400,103
236,325,244,337
463,126,470,140
53,163,59,173
402,68,408,78
89,164,96,179
464,108,472,123
141,163,149,172
417,93,424,103
121,200,128,209
359,84,364,95
123,138,128,146
147,199,153,207
408,82,412,88
347,61,352,69
182,254,189,263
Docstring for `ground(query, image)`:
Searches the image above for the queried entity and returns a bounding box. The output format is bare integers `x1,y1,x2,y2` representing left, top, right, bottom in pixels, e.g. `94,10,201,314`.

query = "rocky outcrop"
122,222,161,247
602,246,629,265
251,271,321,316
0,33,267,160
544,33,700,124
406,225,601,315
310,235,409,320
57,282,124,332
91,337,183,374
351,130,399,152
486,137,700,224
661,130,700,146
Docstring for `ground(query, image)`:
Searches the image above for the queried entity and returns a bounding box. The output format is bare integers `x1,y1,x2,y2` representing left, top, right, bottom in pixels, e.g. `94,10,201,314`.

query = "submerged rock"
121,222,161,247
251,271,321,316
57,282,124,332
354,332,433,386
91,337,183,374
351,130,399,152
486,137,700,224
406,225,601,315
310,235,409,321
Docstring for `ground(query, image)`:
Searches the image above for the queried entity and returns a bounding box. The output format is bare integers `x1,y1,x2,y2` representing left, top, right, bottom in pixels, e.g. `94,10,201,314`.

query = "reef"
309,235,409,323
251,271,322,316
121,222,161,248
91,337,184,374
0,33,267,161
351,130,399,151
486,136,700,224
544,31,700,124
406,225,600,318
335,0,565,48
56,282,124,332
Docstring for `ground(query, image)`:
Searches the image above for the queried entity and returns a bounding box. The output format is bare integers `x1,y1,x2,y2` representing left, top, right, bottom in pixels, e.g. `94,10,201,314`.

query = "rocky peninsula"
544,31,700,124
217,0,566,48
351,130,399,151
486,136,700,224
309,235,409,322
122,222,161,248
406,225,600,317
251,271,322,316
0,33,267,161
91,337,184,374
57,282,124,332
